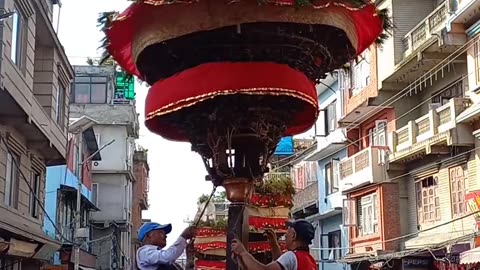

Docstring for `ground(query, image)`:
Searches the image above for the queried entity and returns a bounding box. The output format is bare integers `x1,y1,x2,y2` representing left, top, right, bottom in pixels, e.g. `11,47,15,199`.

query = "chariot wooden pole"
226,202,249,270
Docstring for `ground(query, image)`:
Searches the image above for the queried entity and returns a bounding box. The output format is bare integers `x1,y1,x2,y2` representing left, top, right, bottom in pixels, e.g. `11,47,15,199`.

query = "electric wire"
270,36,479,169
272,70,473,172
0,134,74,245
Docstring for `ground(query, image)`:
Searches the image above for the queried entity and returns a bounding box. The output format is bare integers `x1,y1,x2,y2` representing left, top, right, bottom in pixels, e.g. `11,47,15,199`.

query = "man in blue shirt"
136,222,195,270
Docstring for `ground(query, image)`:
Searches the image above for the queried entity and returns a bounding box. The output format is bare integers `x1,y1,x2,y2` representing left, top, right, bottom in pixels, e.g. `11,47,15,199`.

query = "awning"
460,247,480,265
79,267,96,270
59,185,100,211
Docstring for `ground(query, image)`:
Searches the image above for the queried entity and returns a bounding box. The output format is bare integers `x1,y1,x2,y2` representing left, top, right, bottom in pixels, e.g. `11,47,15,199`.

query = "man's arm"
237,252,284,270
265,229,282,261
139,237,188,265
269,240,282,260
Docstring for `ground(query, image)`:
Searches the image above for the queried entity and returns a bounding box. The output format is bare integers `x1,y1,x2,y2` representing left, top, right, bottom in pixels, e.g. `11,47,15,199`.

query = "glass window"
91,83,107,103
10,7,25,68
73,76,108,104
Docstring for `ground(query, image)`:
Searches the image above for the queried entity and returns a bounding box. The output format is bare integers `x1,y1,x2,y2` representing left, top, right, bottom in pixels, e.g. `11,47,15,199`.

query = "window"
325,160,339,195
325,101,337,135
92,183,99,206
338,69,351,90
10,5,26,69
416,176,441,224
95,133,101,147
56,81,66,126
350,50,370,96
30,172,41,218
328,230,342,260
0,257,21,270
4,152,20,208
358,193,378,236
450,166,467,218
475,40,480,84
368,120,387,147
72,141,81,178
73,76,108,104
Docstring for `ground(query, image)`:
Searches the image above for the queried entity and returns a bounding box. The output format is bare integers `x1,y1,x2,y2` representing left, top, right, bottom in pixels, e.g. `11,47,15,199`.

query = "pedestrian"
136,222,195,270
231,219,317,270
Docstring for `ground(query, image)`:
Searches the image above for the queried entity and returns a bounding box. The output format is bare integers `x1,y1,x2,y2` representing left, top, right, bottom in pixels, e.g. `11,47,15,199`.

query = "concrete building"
336,0,480,269
288,75,349,270
132,146,150,268
69,65,139,270
0,0,73,268
43,116,101,269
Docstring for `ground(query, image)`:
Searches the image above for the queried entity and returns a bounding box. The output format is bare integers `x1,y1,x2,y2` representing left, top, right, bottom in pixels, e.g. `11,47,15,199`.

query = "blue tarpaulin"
274,137,294,155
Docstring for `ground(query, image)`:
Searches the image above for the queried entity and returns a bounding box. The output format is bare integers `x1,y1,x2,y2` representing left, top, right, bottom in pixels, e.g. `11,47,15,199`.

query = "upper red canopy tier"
102,0,389,81
144,62,318,141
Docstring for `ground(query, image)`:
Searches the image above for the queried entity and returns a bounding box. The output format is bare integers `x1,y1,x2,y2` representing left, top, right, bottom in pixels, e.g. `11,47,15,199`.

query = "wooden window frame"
416,176,441,224
450,165,468,218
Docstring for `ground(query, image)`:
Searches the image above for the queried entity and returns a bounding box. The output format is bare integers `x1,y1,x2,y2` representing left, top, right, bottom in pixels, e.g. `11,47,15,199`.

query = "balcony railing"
265,172,290,181
339,147,386,191
292,182,318,212
390,98,471,157
402,1,449,58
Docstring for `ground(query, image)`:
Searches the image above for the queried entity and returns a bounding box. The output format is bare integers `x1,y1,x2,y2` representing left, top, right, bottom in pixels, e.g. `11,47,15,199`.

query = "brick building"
339,0,480,269
132,146,150,267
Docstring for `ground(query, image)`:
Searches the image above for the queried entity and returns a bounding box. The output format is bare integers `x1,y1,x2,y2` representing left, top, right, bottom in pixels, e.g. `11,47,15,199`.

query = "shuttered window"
416,176,441,224
450,165,467,218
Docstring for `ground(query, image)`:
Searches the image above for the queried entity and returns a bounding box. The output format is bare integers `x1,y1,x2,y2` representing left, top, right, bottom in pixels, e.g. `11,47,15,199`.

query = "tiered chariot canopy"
100,0,390,197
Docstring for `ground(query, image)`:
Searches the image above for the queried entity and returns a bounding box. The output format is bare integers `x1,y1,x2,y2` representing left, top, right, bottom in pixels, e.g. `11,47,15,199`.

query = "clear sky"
57,0,314,242
58,0,214,242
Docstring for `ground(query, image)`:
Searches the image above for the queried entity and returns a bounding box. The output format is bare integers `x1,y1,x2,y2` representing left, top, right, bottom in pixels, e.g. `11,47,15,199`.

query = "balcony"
339,147,387,192
384,1,467,85
402,2,449,59
264,172,290,181
292,182,319,217
389,98,473,163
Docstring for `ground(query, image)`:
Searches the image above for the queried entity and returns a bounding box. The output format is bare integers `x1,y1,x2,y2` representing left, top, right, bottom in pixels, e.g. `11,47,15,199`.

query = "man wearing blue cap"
136,222,195,270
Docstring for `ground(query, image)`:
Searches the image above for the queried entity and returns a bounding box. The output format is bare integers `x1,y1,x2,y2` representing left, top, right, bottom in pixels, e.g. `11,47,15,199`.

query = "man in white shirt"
136,222,195,270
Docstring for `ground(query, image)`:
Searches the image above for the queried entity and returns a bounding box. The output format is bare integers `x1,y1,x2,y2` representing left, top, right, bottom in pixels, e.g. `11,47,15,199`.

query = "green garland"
254,174,295,197
195,219,228,231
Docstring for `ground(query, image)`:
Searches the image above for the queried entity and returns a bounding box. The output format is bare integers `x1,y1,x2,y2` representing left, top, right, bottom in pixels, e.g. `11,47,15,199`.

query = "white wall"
93,125,131,171
92,174,129,221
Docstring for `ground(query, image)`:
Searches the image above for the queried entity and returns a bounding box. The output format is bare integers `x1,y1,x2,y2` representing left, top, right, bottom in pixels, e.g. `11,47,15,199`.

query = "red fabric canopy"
145,62,318,141
104,0,385,78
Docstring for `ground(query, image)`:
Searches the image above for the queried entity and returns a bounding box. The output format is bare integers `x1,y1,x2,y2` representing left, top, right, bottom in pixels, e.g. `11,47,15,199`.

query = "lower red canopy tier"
145,62,318,141
195,260,226,270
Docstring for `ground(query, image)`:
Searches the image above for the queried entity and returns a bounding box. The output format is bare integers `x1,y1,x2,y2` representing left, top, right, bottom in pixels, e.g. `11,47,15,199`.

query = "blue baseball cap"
138,222,172,242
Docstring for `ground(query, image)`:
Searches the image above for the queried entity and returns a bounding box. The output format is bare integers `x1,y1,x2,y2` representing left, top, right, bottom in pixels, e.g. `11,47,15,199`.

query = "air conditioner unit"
75,227,90,239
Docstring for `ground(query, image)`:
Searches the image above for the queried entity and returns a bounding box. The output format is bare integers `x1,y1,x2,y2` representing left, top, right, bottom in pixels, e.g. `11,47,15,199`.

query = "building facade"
289,75,350,270
69,65,139,270
0,0,73,268
338,0,480,269
132,146,150,268
43,116,100,269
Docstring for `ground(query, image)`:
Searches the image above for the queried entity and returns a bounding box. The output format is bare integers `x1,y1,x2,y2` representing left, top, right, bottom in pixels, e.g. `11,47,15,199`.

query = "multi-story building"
132,146,150,268
288,74,349,270
0,0,73,268
43,116,101,269
69,65,139,270
339,0,480,269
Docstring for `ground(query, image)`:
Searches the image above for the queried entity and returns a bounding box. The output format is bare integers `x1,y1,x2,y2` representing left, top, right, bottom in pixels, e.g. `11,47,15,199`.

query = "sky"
57,0,214,241
57,0,314,242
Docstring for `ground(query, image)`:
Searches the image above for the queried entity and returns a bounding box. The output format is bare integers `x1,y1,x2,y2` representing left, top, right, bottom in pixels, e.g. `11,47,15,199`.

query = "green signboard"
115,72,135,100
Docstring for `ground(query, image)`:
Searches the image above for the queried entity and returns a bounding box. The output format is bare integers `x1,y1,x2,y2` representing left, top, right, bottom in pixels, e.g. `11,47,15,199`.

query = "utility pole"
74,139,115,270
